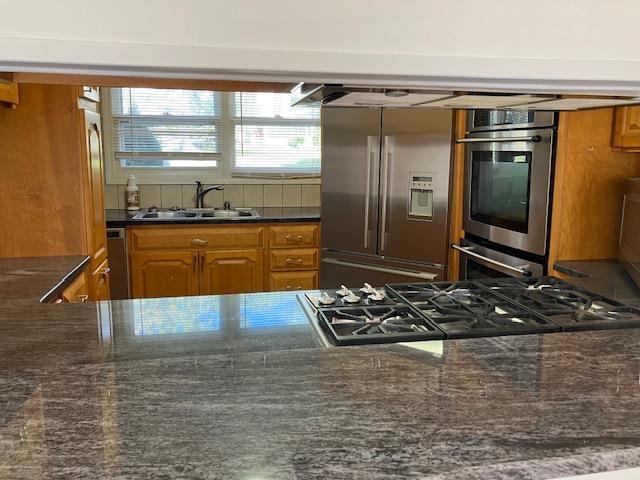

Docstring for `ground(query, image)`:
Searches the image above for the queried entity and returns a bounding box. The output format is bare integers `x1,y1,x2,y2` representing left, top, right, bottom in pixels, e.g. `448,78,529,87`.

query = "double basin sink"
132,208,260,221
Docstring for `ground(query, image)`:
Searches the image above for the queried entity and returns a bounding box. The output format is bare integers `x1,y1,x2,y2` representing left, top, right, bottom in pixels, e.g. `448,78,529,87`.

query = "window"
111,88,221,169
231,92,320,174
103,87,321,183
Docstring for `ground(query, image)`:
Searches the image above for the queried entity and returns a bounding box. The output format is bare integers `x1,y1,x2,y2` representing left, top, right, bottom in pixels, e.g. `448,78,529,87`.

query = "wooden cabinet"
612,106,640,150
0,84,109,301
0,82,19,106
269,224,319,248
201,250,264,295
84,111,108,267
61,271,89,303
267,223,320,291
90,258,111,302
128,223,320,297
131,251,199,299
128,226,265,298
269,271,318,291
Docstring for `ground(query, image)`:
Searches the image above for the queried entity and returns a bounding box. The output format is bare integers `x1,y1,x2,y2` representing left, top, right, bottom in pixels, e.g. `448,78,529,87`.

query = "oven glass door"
470,150,532,233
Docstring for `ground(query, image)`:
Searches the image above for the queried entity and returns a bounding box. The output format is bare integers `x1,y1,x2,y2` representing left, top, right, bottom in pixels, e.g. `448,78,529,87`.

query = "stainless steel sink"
137,211,198,219
132,208,260,221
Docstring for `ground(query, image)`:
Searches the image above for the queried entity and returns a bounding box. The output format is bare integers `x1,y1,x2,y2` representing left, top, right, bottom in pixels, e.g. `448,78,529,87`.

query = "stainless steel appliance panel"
321,107,381,256
454,238,544,280
468,110,554,132
619,178,640,287
462,128,554,256
106,228,130,300
379,108,453,265
320,252,444,288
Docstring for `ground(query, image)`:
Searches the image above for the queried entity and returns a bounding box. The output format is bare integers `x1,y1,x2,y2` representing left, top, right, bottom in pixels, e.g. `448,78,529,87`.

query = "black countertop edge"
105,207,321,227
39,256,92,304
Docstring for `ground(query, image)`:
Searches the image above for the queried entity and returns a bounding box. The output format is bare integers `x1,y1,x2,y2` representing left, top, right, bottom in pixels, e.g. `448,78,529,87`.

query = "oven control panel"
408,172,434,220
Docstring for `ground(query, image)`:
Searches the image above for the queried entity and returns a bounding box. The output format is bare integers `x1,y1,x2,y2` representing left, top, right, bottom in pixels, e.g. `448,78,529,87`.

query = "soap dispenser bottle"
125,175,140,211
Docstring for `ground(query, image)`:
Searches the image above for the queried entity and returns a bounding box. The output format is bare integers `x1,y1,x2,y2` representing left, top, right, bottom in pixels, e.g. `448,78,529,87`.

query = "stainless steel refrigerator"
320,107,453,287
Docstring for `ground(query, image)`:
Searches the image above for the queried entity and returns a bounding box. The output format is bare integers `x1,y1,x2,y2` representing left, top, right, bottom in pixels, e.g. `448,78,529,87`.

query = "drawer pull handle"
285,285,303,291
76,294,89,303
191,238,209,246
285,234,303,243
286,258,303,265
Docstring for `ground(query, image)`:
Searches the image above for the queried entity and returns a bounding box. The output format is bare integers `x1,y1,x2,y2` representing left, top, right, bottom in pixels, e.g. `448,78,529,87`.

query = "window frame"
102,88,321,185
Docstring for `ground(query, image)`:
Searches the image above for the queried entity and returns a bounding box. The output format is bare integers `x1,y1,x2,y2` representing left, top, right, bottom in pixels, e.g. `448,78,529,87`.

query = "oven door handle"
451,244,533,277
322,257,438,281
456,135,541,144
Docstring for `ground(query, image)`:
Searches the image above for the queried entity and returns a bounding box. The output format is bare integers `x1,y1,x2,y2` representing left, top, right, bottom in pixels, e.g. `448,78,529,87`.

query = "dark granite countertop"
0,255,90,304
3,257,640,478
106,207,321,227
554,259,640,306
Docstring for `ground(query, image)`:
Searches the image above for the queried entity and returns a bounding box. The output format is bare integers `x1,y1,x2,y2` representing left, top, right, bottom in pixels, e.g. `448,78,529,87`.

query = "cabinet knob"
100,267,111,277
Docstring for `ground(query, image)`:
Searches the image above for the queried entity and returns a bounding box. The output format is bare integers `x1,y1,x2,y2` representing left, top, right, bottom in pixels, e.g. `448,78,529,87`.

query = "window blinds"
111,88,221,168
109,88,320,174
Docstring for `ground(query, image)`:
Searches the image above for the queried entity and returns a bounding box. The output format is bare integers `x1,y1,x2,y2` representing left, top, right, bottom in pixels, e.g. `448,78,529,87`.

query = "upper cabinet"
0,82,19,107
612,106,640,150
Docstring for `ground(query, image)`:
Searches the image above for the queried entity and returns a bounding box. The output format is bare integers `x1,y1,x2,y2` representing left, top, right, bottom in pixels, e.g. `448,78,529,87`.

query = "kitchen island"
2,259,640,479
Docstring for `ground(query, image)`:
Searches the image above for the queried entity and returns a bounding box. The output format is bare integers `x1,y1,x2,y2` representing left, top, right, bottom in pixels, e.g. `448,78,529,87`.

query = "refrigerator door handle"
322,257,438,281
364,136,377,249
380,136,391,252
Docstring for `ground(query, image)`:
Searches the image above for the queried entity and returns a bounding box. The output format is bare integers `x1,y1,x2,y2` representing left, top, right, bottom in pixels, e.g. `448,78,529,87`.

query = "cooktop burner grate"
317,305,444,345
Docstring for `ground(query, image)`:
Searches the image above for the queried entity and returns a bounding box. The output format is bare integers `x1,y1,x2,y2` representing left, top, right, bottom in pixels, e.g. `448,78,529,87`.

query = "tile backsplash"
103,183,321,210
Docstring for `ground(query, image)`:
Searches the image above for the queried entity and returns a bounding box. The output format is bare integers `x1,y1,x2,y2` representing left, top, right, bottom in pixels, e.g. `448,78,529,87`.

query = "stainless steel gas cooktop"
299,278,640,346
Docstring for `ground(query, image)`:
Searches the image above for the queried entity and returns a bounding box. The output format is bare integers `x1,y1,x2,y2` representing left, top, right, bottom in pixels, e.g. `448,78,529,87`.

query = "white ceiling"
2,0,640,95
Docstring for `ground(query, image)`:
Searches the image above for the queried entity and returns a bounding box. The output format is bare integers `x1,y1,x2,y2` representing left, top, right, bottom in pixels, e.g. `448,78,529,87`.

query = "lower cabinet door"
90,258,111,301
131,251,199,299
201,249,264,295
62,271,89,303
269,271,318,292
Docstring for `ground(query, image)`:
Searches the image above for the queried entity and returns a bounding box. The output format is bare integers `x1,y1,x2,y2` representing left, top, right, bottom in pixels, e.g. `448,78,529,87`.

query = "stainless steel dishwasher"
106,228,130,299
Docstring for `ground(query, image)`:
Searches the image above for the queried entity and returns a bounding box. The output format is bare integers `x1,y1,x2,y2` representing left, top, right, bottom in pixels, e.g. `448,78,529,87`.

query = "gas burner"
317,305,443,345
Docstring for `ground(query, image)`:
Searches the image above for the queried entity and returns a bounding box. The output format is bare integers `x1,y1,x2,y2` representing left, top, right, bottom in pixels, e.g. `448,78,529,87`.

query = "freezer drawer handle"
456,135,542,144
451,244,533,276
322,257,438,281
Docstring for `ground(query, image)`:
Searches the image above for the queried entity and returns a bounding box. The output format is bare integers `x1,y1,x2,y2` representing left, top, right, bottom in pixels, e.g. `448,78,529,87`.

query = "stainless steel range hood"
291,83,640,111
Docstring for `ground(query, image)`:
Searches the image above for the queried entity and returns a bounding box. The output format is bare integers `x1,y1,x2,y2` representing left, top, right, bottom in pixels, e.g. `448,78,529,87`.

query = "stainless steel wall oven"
459,121,555,256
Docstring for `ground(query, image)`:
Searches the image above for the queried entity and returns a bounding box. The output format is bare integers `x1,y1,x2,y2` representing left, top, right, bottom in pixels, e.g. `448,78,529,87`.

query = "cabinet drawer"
129,226,264,251
269,224,319,248
61,271,89,303
269,271,318,291
270,248,318,271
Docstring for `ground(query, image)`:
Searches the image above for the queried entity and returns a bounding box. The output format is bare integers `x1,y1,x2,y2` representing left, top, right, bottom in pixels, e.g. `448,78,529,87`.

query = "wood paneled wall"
446,110,467,281
0,84,88,257
548,108,640,272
